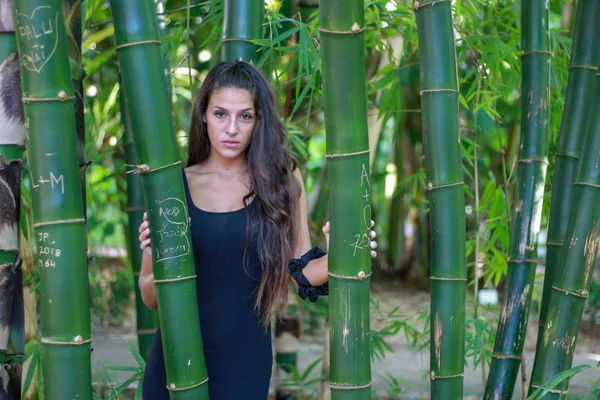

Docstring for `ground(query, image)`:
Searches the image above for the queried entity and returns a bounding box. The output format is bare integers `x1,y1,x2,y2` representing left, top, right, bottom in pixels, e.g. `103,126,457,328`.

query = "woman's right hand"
139,212,152,254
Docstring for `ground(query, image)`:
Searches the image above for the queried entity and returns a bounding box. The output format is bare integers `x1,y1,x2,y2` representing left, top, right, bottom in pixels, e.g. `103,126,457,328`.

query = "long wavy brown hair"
187,61,301,327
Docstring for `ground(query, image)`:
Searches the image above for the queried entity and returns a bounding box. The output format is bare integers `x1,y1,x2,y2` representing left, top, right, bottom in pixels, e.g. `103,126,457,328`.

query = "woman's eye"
215,111,226,118
240,113,253,121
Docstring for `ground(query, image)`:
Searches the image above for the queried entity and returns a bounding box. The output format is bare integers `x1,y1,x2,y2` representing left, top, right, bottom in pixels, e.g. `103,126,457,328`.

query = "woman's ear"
202,114,206,123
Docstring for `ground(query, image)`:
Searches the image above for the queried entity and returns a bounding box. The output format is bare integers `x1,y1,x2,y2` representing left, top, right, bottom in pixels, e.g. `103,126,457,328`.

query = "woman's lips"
222,140,240,148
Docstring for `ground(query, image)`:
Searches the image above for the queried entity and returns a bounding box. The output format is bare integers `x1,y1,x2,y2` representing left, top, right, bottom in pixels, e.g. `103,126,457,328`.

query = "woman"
138,61,377,399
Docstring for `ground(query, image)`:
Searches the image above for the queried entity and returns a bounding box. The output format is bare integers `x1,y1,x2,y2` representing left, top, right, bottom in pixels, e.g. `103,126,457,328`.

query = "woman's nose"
226,118,238,135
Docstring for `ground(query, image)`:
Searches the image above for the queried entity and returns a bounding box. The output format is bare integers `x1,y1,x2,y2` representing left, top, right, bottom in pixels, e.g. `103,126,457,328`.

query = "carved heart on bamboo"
14,6,59,74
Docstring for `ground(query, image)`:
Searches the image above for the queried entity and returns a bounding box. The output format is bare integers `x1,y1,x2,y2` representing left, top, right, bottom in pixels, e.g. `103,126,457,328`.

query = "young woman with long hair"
137,60,377,399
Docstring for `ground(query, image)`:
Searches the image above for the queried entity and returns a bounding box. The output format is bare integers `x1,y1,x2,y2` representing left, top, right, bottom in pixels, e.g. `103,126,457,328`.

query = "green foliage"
89,266,134,328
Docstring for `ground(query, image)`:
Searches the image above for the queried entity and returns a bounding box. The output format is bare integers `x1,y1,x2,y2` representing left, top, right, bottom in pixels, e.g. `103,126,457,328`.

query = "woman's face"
204,87,256,165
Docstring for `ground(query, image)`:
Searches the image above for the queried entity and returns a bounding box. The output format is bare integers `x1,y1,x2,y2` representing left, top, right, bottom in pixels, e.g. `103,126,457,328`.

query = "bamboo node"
419,88,459,95
426,181,464,191
430,371,463,380
507,258,537,264
569,65,596,71
132,160,183,174
414,0,452,10
41,337,92,346
329,381,372,390
574,182,600,189
491,353,521,360
518,157,549,165
552,285,588,298
546,241,563,247
154,275,197,283
430,276,467,282
115,40,161,50
554,152,580,160
520,50,552,57
33,218,86,228
167,377,209,392
325,149,370,159
328,271,372,281
318,26,366,35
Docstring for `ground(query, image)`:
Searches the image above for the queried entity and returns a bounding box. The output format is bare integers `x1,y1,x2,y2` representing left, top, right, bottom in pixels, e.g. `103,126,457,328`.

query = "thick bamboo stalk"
0,6,25,396
12,0,92,397
414,1,466,398
529,67,600,400
485,1,551,398
536,0,600,349
222,0,263,63
109,1,209,398
320,1,371,398
120,91,157,360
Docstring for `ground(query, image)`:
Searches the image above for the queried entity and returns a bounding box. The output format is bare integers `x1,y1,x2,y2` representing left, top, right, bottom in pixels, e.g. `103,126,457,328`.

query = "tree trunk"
534,0,600,369
109,1,209,397
529,64,600,400
0,2,25,397
221,0,263,63
485,1,551,398
320,0,372,398
414,1,467,398
13,0,92,397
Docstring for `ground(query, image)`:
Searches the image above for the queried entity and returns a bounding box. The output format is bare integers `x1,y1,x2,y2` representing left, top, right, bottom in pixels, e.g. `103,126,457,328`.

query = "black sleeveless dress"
142,175,272,399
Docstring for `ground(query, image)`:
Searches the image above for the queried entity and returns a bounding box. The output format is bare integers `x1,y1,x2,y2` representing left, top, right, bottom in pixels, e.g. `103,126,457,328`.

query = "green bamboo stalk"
414,1,466,398
385,69,407,271
484,1,551,398
528,67,600,400
156,0,173,116
221,0,263,63
12,0,91,397
535,0,600,350
298,0,318,23
120,91,158,361
320,1,371,398
0,7,26,397
109,1,209,398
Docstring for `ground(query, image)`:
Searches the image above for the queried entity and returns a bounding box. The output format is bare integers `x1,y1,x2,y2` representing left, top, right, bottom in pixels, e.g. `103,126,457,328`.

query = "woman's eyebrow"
211,105,255,112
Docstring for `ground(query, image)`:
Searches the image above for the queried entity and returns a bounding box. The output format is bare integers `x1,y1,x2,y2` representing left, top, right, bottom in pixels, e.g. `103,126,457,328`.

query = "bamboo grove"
0,0,599,399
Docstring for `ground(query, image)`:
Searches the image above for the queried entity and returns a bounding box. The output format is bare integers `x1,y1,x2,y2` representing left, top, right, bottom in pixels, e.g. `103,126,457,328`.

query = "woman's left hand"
322,220,377,258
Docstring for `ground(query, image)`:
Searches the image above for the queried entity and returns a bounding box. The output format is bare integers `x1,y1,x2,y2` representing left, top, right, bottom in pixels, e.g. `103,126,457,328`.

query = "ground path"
92,279,600,398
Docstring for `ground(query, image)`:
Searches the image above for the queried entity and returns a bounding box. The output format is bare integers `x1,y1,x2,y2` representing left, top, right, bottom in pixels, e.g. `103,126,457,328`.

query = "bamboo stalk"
529,67,600,400
414,1,467,398
484,1,551,398
109,1,209,397
222,0,263,63
535,0,600,352
120,90,158,360
12,0,92,397
320,0,372,398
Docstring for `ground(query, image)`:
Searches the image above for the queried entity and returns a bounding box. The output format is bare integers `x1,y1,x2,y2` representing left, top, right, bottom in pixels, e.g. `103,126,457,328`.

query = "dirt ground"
92,277,600,399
